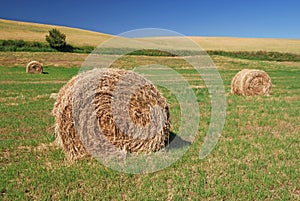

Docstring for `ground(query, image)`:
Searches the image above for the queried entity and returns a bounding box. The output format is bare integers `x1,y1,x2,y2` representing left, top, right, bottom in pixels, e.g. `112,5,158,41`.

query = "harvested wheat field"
0,18,111,46
52,68,170,161
2,19,300,54
231,69,272,96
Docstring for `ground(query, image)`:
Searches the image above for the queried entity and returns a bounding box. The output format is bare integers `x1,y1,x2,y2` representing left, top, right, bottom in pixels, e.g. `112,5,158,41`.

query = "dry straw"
52,68,170,161
26,61,43,74
231,69,272,96
49,93,58,100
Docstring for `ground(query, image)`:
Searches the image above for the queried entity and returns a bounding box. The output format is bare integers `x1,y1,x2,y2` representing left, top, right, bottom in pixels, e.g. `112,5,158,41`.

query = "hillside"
1,18,300,54
189,36,300,54
0,18,112,46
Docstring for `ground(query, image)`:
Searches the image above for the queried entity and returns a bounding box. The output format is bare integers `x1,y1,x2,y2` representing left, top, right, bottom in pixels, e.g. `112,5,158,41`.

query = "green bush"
0,39,56,52
0,39,96,53
45,28,67,50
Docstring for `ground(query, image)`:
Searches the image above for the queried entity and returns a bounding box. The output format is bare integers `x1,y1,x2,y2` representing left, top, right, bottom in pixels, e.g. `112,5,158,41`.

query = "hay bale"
26,61,43,74
231,69,272,96
52,68,170,161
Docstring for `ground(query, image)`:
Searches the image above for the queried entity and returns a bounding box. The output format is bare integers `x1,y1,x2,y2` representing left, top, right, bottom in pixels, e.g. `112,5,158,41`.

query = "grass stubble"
0,53,299,200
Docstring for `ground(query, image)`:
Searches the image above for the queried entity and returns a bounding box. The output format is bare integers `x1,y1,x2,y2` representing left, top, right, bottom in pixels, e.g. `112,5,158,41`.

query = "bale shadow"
165,131,191,150
42,72,49,74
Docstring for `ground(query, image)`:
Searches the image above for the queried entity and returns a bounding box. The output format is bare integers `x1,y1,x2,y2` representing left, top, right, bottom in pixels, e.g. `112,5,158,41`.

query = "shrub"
45,28,68,51
0,39,55,52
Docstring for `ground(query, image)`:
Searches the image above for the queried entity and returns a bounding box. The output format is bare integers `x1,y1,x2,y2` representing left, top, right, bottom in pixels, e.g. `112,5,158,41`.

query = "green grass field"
0,53,299,200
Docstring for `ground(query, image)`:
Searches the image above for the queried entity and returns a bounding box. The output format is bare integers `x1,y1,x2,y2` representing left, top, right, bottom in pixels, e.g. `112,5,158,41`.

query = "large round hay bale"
26,61,43,74
52,68,170,161
231,69,272,96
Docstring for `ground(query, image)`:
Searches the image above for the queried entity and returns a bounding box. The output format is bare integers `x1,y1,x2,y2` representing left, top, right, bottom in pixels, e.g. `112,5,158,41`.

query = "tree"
45,28,67,50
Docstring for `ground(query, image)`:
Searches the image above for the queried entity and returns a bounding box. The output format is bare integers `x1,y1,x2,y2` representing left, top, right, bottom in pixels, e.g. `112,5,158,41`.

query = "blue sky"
1,0,300,39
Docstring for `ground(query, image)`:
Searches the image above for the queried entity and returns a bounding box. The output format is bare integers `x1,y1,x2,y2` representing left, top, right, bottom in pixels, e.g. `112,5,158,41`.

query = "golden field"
1,18,300,53
0,18,111,46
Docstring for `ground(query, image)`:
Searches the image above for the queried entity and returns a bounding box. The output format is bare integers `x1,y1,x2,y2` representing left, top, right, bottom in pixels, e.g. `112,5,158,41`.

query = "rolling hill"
0,18,112,46
1,18,300,54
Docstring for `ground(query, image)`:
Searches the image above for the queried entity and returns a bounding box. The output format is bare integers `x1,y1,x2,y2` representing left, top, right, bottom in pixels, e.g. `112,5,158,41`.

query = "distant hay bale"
26,61,43,74
52,68,170,161
231,69,272,96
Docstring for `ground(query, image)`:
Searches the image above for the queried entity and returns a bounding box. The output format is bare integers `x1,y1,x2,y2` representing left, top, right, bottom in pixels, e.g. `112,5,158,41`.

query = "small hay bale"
52,68,170,161
26,61,43,74
231,69,272,96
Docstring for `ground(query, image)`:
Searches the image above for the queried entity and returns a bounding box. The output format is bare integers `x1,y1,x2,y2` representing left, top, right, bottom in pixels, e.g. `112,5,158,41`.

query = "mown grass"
0,55,299,200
